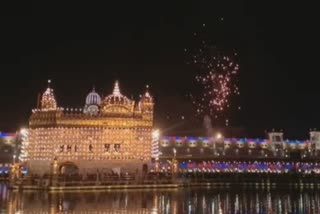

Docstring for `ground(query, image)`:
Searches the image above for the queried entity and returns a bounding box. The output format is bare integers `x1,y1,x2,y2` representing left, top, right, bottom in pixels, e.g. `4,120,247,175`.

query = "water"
1,184,320,213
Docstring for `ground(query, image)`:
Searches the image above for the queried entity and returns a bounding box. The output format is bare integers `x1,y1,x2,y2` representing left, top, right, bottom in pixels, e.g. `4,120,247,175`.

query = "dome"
85,87,101,106
84,87,101,115
102,81,133,113
41,80,57,110
104,81,132,106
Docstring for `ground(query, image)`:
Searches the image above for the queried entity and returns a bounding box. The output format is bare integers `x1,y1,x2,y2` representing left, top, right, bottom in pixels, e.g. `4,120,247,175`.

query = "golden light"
20,128,28,136
216,132,223,139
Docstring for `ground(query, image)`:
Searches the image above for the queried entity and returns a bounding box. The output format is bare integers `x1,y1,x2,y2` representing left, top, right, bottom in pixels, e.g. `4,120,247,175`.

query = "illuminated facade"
159,131,320,161
21,81,154,175
156,132,320,174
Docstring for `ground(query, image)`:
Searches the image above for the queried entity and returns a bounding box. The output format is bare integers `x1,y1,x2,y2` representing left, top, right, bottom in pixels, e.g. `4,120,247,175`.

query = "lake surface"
1,184,320,213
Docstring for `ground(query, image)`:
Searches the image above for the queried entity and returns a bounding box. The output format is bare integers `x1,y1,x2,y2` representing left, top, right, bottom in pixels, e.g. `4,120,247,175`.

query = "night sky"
0,2,318,139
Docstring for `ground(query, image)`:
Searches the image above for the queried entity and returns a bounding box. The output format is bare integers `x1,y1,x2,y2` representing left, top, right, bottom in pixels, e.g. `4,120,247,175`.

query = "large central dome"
101,81,134,114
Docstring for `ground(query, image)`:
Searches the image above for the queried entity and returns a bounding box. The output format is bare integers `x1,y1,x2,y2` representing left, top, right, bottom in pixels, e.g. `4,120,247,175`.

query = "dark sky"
0,2,318,139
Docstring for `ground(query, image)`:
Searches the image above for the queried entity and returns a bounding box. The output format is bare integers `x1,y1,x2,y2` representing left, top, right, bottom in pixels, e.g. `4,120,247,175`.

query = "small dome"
85,87,101,106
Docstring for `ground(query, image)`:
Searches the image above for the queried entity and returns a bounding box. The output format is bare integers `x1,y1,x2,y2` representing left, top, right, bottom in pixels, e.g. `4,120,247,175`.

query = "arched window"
104,144,110,152
114,144,121,152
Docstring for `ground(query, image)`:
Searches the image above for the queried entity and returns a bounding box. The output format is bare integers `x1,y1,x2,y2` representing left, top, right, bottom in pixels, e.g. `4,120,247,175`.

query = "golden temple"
21,80,154,176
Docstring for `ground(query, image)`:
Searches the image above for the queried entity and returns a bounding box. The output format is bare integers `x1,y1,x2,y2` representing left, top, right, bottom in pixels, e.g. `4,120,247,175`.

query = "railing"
11,173,320,189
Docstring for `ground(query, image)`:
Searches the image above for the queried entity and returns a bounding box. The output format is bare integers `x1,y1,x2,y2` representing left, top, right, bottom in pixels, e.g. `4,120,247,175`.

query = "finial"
92,85,96,92
113,80,121,96
41,79,57,110
144,84,151,98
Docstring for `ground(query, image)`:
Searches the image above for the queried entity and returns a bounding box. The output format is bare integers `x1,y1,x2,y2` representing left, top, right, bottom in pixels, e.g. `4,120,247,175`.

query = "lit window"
114,144,121,152
67,145,72,152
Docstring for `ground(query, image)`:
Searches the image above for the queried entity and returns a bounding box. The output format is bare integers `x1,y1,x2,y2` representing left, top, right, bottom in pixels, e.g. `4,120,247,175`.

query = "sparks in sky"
186,28,240,124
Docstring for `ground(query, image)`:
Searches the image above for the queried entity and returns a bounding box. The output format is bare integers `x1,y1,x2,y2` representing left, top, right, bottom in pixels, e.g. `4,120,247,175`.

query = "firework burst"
186,40,240,124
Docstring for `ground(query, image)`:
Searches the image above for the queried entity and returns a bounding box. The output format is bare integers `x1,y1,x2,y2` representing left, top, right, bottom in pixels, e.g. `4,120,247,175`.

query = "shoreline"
9,181,320,192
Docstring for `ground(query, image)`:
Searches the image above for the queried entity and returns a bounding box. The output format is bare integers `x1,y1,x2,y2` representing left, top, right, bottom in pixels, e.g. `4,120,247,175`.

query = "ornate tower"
41,80,57,111
268,130,284,157
140,85,154,122
310,130,320,156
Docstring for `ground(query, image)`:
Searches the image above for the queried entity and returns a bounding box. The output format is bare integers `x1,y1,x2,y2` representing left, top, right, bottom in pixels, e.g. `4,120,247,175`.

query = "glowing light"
113,80,121,96
152,129,160,139
216,133,222,139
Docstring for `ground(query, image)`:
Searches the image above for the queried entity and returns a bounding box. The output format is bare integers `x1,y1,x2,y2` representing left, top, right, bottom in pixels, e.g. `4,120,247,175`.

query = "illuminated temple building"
18,81,320,177
21,81,154,175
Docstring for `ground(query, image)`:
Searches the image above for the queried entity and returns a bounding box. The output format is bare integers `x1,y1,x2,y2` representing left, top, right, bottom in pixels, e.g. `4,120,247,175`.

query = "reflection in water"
1,184,320,213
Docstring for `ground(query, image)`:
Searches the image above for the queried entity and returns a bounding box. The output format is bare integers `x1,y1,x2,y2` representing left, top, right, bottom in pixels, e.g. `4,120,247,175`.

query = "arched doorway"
59,162,79,175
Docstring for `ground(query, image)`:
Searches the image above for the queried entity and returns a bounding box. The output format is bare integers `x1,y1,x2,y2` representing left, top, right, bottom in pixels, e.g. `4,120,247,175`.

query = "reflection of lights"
216,133,222,139
152,129,160,160
150,209,159,214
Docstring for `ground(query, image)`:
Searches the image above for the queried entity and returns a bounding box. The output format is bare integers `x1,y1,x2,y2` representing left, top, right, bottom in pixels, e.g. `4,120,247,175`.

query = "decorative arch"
102,105,133,114
59,162,79,175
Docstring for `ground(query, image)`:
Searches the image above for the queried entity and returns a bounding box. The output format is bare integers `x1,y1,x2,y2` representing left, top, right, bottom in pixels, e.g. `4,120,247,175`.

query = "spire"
41,80,57,110
145,85,151,98
141,84,153,103
113,81,121,96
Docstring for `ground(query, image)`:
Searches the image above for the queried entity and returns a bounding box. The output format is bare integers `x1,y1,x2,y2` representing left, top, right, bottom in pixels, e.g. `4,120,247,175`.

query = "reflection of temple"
21,80,154,175
3,186,320,213
6,189,163,214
